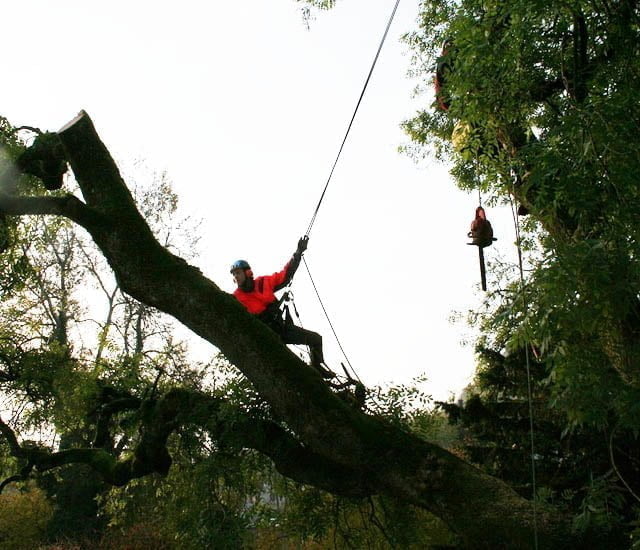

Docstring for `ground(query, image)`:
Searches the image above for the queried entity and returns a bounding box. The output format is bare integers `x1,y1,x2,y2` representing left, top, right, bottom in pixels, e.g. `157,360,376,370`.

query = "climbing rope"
286,286,361,386
303,257,362,383
285,1,402,383
304,0,401,237
509,197,539,550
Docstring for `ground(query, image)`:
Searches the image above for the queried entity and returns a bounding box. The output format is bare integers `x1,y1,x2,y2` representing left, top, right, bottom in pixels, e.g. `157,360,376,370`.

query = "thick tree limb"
0,474,24,493
0,111,572,547
1,389,371,498
91,395,142,449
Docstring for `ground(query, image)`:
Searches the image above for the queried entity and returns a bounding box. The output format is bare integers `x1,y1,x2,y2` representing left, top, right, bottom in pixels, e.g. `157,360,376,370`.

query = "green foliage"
296,0,337,27
572,474,626,535
297,0,336,13
366,374,459,449
439,346,639,545
253,484,456,549
405,0,640,235
368,374,433,427
404,5,640,544
101,452,259,549
0,484,54,550
91,370,457,549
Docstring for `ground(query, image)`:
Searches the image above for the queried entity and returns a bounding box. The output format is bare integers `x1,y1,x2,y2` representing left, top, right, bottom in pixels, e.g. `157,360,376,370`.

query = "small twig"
609,426,640,504
367,496,396,549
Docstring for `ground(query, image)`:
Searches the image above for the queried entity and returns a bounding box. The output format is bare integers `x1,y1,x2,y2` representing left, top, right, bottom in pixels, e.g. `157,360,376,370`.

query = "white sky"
2,0,520,401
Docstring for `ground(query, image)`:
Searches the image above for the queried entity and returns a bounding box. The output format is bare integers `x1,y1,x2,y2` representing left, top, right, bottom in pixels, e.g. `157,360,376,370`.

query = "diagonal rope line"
303,257,361,383
305,0,402,237
296,1,402,382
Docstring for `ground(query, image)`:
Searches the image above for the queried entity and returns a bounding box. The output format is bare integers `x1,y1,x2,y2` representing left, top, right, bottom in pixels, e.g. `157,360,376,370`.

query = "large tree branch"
0,111,571,547
1,389,372,498
0,192,106,232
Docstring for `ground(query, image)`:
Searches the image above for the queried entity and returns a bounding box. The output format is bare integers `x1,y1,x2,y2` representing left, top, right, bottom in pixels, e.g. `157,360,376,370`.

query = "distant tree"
0,138,203,545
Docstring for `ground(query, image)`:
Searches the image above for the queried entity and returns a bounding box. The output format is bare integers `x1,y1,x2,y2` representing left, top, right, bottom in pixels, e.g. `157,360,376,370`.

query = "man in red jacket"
230,237,332,379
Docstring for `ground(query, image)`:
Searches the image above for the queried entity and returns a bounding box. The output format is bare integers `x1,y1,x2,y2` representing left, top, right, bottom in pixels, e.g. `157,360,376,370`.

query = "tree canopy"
403,0,640,433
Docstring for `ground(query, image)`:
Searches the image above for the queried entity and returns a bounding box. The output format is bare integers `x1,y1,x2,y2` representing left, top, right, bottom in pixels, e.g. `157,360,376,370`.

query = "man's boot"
310,347,333,379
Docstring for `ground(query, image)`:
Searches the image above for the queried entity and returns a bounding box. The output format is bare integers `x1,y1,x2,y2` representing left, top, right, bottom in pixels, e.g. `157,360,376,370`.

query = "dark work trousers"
279,323,324,367
258,308,324,368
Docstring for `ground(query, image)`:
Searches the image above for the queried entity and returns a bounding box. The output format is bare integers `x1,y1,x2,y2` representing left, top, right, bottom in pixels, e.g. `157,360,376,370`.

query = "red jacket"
233,262,292,315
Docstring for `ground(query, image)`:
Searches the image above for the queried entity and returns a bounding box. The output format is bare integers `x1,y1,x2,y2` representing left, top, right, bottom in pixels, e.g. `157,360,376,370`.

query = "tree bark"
0,111,575,548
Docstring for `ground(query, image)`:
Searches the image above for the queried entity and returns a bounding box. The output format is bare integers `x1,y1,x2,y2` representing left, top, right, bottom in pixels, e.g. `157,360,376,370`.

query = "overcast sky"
2,0,520,400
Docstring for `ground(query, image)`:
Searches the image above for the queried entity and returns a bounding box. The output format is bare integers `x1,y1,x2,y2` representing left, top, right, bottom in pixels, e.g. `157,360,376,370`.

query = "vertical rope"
510,199,539,550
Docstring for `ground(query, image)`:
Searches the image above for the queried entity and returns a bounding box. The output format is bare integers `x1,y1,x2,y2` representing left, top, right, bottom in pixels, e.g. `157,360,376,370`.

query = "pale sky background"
2,0,520,401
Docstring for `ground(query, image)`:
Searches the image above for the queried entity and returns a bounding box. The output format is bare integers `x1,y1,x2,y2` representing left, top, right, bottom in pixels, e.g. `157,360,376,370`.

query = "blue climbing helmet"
230,259,251,273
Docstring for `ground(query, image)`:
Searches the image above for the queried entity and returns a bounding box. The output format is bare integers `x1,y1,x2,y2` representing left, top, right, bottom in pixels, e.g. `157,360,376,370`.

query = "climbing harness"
259,290,295,332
